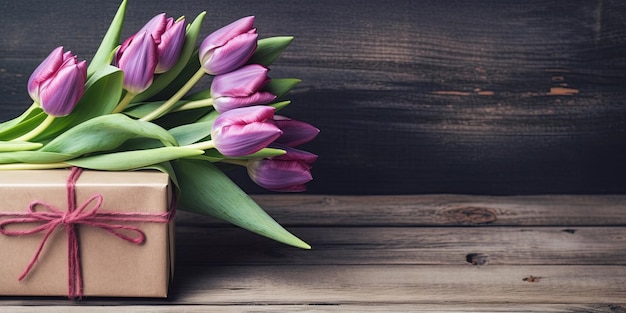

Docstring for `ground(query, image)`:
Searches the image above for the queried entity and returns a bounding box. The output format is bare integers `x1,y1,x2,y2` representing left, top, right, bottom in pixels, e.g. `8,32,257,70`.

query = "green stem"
182,140,215,151
172,98,214,112
112,92,136,113
11,114,56,142
0,162,68,170
20,102,39,117
140,68,206,122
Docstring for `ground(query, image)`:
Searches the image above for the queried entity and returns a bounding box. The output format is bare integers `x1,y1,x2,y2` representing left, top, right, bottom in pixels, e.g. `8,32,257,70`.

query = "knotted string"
0,167,174,299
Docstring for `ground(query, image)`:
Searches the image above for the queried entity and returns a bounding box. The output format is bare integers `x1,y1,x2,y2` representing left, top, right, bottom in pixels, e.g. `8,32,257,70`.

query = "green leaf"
123,100,189,119
133,12,206,102
0,141,42,152
183,87,211,101
172,158,310,249
270,100,291,112
264,78,301,99
123,99,213,130
0,104,38,132
248,36,294,67
144,50,203,103
196,109,220,123
0,109,46,141
40,114,177,156
67,147,203,170
87,0,127,78
123,101,168,118
33,66,124,141
0,151,72,164
142,161,180,187
168,121,214,146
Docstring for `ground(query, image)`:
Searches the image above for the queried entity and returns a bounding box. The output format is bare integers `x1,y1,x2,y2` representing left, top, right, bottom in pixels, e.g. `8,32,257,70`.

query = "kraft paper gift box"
0,169,174,298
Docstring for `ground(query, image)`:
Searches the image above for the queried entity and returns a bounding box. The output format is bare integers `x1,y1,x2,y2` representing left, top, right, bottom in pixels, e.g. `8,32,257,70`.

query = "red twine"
0,167,174,299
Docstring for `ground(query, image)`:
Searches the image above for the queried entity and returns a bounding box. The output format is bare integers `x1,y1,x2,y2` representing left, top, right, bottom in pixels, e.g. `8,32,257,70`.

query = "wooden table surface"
0,194,624,312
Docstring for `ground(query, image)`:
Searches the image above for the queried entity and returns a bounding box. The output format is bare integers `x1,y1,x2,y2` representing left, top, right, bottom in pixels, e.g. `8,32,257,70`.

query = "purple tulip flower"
115,31,158,94
199,16,258,75
211,105,282,157
273,116,320,147
137,13,186,74
248,144,317,192
115,13,186,93
27,46,87,117
211,64,276,113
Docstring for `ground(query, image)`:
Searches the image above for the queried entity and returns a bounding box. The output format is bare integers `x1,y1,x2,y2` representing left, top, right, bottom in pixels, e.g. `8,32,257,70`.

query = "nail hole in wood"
523,275,542,283
466,253,489,266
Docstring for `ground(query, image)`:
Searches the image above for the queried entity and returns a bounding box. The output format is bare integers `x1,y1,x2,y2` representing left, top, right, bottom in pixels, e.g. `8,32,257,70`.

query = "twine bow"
0,167,173,299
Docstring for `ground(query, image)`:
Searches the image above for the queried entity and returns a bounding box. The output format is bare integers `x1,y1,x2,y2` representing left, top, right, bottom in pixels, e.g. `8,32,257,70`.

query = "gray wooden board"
0,195,624,311
1,1,626,194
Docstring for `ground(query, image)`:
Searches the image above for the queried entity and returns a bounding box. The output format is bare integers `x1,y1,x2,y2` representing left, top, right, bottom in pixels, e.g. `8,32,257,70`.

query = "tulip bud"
27,46,87,117
273,116,320,147
211,64,276,112
211,106,282,157
248,144,317,192
199,16,258,75
115,31,158,94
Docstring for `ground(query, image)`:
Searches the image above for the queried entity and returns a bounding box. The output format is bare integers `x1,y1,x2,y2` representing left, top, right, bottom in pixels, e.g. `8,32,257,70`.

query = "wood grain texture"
1,195,625,311
175,226,626,266
1,266,625,307
3,304,625,313
1,1,625,194
240,194,626,226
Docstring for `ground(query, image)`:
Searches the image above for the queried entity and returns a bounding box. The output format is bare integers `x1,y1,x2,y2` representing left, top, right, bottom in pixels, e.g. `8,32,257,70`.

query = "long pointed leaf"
0,109,46,141
87,0,127,78
41,114,177,156
248,36,294,67
67,147,203,170
183,88,211,101
0,151,72,164
0,141,42,152
172,158,310,249
263,78,301,99
168,121,214,146
142,161,180,188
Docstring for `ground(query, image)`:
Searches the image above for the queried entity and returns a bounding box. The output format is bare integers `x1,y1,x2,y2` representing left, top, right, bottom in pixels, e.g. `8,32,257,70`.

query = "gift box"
0,169,174,298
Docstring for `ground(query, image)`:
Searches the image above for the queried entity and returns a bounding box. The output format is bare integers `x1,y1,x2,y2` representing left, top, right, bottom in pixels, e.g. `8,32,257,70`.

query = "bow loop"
88,222,147,244
63,194,104,224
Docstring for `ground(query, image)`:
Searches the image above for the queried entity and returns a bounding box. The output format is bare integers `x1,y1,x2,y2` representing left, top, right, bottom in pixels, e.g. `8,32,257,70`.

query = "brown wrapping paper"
0,169,174,297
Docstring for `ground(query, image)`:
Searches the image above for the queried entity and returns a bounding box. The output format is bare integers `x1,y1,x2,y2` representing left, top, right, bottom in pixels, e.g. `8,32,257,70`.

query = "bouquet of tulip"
0,0,317,249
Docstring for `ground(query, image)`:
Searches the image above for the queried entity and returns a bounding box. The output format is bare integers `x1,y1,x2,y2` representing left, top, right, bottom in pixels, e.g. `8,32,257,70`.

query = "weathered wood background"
1,0,625,195
1,195,626,310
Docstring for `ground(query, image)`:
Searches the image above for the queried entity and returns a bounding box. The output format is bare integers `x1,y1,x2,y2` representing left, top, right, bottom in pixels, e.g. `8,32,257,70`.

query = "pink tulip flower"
211,64,276,113
136,13,186,73
199,16,258,75
115,14,186,93
115,31,158,94
211,105,282,157
27,46,87,117
248,144,317,192
273,116,320,147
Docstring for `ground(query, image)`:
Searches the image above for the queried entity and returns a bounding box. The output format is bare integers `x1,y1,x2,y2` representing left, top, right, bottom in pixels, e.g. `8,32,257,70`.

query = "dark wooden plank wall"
1,0,625,195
